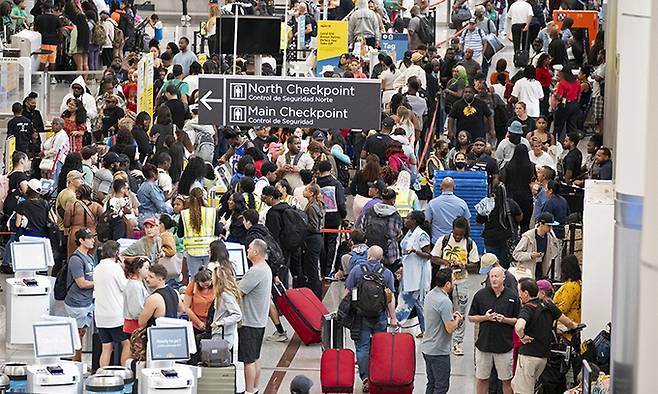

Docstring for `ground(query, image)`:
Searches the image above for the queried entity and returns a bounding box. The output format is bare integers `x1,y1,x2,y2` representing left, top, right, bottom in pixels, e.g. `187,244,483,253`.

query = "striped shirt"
461,28,485,59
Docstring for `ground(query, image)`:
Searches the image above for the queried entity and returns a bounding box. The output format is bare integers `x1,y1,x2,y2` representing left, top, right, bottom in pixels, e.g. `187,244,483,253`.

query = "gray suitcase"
197,365,236,394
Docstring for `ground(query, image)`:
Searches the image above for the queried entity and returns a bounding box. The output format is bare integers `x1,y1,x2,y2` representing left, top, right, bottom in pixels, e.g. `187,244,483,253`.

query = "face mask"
455,161,466,169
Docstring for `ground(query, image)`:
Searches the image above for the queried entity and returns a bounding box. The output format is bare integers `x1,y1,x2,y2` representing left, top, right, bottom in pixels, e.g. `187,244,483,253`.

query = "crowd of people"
0,0,614,393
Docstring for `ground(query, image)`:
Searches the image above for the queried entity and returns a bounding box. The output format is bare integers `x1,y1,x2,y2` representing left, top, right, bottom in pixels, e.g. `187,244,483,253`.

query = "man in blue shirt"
425,177,471,243
594,147,613,180
541,180,569,240
344,246,398,391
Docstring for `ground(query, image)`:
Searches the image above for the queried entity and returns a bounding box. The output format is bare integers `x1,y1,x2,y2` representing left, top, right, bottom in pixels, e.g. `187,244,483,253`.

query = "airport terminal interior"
0,0,653,393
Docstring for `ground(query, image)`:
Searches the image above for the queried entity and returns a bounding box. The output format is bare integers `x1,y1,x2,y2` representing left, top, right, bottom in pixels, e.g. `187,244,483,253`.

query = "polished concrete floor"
0,272,486,393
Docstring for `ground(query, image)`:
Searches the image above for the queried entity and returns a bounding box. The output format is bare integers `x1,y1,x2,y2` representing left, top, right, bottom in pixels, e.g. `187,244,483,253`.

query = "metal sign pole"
232,10,239,74
282,8,289,76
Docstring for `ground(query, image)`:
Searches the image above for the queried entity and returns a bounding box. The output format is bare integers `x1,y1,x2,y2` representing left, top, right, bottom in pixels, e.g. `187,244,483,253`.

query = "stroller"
132,18,151,53
535,324,587,394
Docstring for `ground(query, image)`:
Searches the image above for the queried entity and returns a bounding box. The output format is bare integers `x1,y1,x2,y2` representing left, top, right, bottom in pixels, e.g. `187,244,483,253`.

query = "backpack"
91,21,106,46
195,129,215,163
53,259,73,301
280,207,308,251
96,202,121,242
355,264,387,318
263,232,286,273
364,212,390,257
112,26,125,49
129,325,148,362
416,15,434,44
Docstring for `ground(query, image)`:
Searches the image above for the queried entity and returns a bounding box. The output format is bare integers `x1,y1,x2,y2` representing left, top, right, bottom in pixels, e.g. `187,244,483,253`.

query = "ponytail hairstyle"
193,266,213,294
383,55,396,73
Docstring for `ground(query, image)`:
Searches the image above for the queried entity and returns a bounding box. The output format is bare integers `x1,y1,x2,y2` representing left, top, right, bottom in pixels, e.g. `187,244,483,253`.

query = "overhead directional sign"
198,75,382,130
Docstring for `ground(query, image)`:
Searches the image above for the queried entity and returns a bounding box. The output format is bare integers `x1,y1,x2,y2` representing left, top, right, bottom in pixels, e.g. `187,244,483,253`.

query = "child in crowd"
149,14,163,42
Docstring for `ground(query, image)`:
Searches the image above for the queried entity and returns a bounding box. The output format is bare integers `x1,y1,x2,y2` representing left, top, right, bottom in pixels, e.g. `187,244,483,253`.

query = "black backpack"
416,15,434,44
263,232,286,273
355,264,387,318
53,251,82,301
364,213,390,256
279,207,308,251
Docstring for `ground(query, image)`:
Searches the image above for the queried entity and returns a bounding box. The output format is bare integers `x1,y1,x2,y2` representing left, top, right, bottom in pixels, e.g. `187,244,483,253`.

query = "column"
610,0,652,393
636,0,658,391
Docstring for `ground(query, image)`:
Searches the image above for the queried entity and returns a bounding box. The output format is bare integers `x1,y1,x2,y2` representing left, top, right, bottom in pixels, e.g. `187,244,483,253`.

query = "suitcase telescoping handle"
273,281,287,297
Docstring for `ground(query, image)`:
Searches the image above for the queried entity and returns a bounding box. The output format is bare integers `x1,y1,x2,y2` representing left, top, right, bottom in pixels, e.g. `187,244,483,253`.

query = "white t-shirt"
93,258,129,328
431,234,480,284
529,151,557,171
511,77,544,118
507,0,533,25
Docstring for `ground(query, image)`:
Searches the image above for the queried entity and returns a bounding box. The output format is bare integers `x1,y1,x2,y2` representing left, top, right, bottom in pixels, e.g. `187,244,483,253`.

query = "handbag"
129,325,148,362
513,31,530,67
451,6,472,28
39,158,55,172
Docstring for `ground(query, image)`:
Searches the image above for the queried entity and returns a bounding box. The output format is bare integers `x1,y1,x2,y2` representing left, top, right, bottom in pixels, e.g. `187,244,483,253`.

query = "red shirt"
556,80,581,102
535,67,552,88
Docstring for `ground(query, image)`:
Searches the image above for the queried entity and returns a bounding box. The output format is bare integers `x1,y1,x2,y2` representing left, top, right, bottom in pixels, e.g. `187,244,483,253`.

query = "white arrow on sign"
200,90,223,111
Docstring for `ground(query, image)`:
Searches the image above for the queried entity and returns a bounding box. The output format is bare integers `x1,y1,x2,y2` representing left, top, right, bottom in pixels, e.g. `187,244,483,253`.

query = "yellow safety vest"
181,207,217,257
395,189,415,218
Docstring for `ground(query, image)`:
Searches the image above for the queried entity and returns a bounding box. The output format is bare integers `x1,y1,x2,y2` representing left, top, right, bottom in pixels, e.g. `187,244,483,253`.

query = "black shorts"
237,326,265,364
98,326,128,344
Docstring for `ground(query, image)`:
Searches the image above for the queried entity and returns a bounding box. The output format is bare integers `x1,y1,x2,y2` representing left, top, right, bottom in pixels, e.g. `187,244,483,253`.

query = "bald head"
441,177,455,192
368,245,384,261
489,266,505,290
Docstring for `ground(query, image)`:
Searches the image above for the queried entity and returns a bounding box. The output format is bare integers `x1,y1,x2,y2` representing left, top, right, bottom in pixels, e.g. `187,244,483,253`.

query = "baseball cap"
381,188,397,201
479,253,498,274
382,116,396,129
27,179,42,194
508,121,524,135
537,212,560,226
411,52,423,62
321,64,335,75
290,375,313,394
103,152,121,166
367,179,387,193
468,17,477,24
143,217,160,228
537,279,553,293
312,130,326,141
66,170,83,182
75,228,94,240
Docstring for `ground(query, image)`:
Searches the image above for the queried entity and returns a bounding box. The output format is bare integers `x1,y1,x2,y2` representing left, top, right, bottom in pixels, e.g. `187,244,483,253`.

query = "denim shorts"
64,303,94,329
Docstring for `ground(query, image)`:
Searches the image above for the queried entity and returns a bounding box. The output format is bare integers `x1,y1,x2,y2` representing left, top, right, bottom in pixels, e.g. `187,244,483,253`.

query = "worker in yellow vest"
179,187,222,276
394,171,421,219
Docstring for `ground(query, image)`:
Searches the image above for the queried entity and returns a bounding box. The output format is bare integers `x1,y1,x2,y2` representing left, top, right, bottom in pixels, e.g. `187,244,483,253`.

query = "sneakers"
324,271,340,282
452,343,464,356
266,330,289,342
362,379,369,393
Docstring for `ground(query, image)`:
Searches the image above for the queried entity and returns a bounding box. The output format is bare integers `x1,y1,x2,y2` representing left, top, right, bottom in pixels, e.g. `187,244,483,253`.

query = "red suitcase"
369,331,416,393
274,285,329,345
320,348,355,393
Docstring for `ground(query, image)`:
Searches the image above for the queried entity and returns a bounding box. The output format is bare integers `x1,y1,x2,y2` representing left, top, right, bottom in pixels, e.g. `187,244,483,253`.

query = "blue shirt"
424,192,471,243
542,195,568,239
533,186,547,220
137,180,172,219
